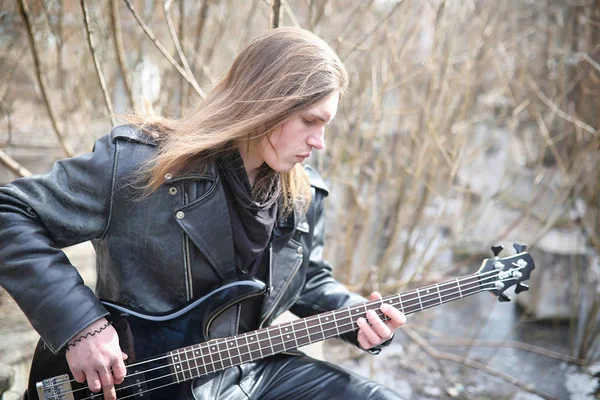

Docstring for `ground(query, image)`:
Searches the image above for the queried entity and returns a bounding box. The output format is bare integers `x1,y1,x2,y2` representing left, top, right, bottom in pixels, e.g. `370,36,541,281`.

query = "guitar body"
26,279,267,400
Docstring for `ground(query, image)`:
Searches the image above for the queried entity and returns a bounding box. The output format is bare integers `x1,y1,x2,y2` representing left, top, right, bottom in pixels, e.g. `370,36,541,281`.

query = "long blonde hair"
131,27,348,212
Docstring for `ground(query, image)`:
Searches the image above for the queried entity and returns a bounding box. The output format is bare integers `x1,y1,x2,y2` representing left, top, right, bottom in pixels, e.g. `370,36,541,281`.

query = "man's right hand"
65,318,128,400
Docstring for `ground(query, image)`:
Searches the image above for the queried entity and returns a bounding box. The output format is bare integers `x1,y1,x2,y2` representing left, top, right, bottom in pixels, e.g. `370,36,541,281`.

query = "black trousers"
189,354,405,400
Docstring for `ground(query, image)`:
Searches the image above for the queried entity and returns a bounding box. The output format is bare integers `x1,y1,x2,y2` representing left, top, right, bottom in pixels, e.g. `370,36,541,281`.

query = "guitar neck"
167,272,484,383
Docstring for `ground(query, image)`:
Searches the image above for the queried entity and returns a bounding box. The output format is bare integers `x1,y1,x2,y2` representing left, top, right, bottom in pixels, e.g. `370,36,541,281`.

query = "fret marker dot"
174,357,178,360
285,328,289,331
212,347,216,351
196,351,199,355
326,317,329,320
389,300,392,303
287,335,291,339
176,365,180,369
230,342,234,346
427,290,430,294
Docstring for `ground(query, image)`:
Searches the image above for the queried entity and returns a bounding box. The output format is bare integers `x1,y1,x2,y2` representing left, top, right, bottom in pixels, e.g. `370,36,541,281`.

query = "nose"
307,127,325,150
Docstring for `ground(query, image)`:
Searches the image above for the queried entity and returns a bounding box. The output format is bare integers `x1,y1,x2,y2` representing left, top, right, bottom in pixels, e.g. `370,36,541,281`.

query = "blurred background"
0,0,599,399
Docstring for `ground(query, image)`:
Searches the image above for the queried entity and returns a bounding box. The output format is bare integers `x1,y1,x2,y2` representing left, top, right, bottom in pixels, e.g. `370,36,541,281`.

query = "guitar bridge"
36,374,75,400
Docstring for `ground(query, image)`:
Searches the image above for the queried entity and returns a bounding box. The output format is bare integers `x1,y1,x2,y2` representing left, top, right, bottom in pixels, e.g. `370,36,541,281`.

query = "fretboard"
167,273,483,383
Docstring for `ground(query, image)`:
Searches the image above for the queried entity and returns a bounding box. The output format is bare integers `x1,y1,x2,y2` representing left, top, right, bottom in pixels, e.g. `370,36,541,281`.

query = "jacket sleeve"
0,133,117,354
289,179,391,354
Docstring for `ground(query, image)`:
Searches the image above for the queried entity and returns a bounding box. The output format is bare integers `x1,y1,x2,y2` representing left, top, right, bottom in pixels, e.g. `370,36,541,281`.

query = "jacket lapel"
174,173,236,281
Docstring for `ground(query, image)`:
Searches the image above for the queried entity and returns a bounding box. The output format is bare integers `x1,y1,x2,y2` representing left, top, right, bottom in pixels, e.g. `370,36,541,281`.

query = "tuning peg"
498,294,511,302
515,283,529,294
491,245,504,257
513,243,527,253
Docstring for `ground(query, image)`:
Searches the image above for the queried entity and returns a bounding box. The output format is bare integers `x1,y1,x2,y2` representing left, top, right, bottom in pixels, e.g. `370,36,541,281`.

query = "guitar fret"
282,322,298,350
236,335,250,364
177,349,187,382
271,326,285,353
191,345,204,377
404,291,418,313
228,338,241,366
395,295,403,314
306,316,324,343
200,343,214,374
436,284,443,305
256,330,272,358
319,311,338,337
184,347,196,380
334,308,352,336
456,278,462,298
248,332,262,360
208,341,222,371
264,328,276,355
416,289,423,311
218,340,232,370
423,287,436,307
294,319,307,346
169,352,181,383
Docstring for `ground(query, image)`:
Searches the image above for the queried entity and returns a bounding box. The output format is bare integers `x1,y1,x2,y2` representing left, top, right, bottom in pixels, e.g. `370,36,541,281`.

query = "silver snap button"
297,246,303,254
164,173,173,180
169,187,177,195
176,211,185,220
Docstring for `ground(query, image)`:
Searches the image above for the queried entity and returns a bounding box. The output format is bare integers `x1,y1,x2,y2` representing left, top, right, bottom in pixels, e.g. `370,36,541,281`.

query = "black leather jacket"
0,125,381,356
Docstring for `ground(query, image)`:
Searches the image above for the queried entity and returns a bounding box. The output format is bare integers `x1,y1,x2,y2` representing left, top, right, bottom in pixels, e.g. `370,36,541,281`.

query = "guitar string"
58,269,495,390
79,284,492,400
118,267,503,372
48,267,524,399
83,272,523,400
51,267,522,399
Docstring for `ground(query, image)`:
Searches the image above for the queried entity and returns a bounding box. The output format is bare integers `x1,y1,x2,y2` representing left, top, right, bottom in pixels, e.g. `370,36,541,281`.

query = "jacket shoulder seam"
111,124,158,147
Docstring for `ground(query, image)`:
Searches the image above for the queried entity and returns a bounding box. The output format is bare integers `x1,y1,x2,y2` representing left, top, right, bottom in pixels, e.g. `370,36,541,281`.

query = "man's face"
258,92,339,173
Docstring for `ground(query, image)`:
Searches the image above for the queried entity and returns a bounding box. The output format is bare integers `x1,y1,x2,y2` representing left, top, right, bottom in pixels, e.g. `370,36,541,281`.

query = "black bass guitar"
28,244,534,400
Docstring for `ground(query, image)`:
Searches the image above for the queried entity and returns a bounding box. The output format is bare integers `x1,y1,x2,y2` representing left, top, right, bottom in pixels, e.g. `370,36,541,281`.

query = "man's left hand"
356,292,406,350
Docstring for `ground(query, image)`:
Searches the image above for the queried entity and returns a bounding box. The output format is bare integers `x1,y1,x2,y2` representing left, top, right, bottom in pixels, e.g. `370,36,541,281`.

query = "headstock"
477,243,535,302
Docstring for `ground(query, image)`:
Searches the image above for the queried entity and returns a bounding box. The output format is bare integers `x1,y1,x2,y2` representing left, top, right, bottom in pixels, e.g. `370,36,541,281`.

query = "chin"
269,162,296,174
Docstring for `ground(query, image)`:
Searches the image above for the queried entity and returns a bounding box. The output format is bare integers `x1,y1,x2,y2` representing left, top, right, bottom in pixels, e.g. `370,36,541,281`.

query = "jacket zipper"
259,247,303,329
179,178,218,301
183,189,193,300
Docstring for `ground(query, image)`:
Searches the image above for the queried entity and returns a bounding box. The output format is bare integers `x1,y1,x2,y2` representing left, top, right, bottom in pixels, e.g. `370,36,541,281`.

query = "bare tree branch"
110,0,135,108
17,0,73,157
269,0,283,29
122,0,206,100
341,1,405,61
283,1,300,28
0,149,31,177
163,0,199,112
81,0,116,126
527,75,596,135
190,0,210,75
